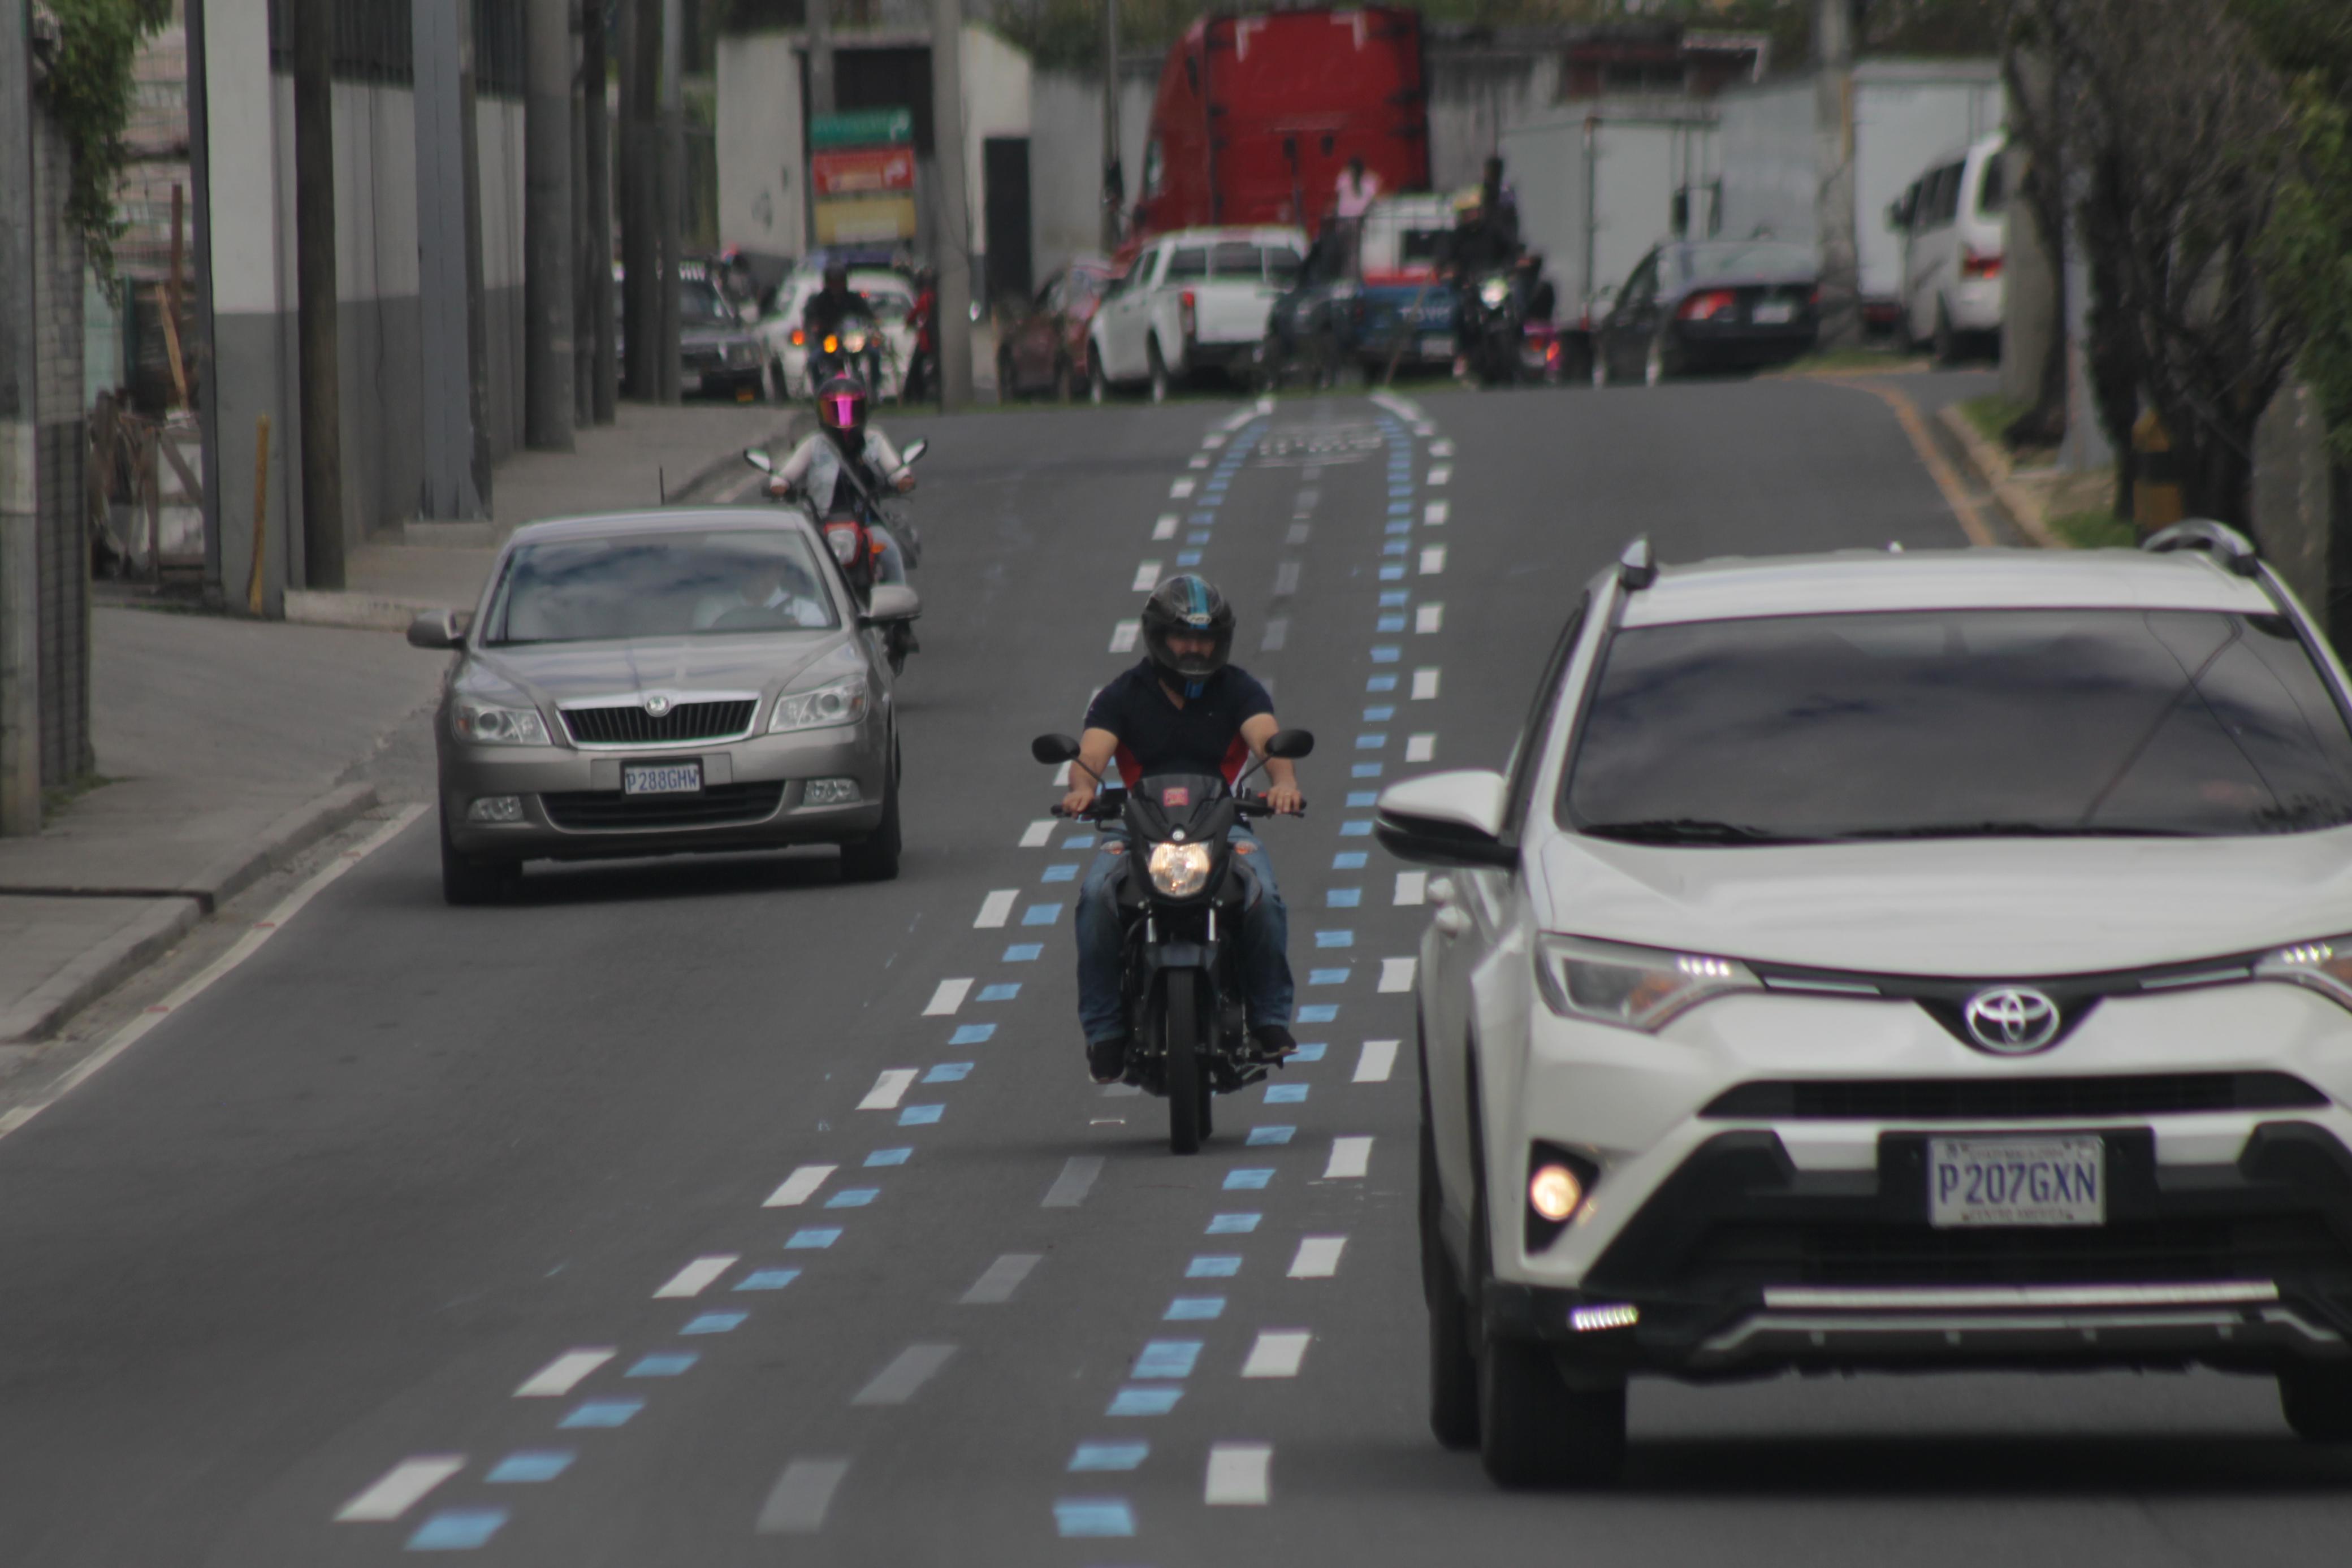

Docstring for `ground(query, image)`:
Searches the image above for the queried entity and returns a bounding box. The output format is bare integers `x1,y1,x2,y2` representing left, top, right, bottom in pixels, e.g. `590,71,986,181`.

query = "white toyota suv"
1378,523,2352,1487
1087,226,1306,402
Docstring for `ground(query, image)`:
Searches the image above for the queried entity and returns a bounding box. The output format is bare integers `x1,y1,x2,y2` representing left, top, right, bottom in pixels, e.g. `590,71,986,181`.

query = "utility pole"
619,0,658,400
929,0,974,407
459,0,494,508
582,0,616,423
525,0,576,448
1812,0,1861,350
294,0,346,588
1,0,40,833
1100,0,1122,253
656,0,683,404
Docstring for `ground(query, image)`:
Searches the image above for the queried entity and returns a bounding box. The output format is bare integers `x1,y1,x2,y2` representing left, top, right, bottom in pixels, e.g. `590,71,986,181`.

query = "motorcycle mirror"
1032,733,1082,765
742,448,774,473
1265,728,1316,760
901,438,929,465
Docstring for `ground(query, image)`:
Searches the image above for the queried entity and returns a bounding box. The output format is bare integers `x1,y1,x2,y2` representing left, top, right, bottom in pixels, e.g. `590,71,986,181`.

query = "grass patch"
2046,508,2139,550
1959,392,2033,446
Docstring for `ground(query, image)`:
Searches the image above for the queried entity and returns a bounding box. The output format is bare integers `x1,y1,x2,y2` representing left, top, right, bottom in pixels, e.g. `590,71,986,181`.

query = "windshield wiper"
1837,821,2198,840
1580,817,1803,846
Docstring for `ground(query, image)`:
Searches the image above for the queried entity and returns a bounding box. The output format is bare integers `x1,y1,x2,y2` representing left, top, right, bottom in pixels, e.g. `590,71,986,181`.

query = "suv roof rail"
2143,519,2261,577
1618,536,1657,590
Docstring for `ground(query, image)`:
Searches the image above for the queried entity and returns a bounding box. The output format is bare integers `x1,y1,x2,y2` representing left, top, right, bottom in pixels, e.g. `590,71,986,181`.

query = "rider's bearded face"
1165,633,1215,664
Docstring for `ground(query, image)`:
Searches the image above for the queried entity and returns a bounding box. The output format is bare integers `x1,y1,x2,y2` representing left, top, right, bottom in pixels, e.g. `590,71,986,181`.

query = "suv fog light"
805,778,862,805
1570,1303,1639,1333
1529,1163,1583,1222
467,795,525,824
1525,1142,1601,1255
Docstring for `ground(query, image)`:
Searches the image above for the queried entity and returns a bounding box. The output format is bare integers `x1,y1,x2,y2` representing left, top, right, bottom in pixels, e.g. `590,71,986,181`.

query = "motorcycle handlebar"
1050,793,1307,821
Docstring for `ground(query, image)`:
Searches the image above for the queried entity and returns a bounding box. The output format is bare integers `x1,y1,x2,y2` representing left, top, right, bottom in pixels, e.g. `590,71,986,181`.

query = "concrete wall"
1027,64,1158,281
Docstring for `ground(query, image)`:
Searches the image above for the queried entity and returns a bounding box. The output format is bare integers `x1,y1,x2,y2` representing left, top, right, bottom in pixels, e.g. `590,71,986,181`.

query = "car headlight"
2255,935,2352,1011
1147,841,1214,897
1534,934,1759,1032
452,696,550,747
1480,276,1510,308
771,675,870,733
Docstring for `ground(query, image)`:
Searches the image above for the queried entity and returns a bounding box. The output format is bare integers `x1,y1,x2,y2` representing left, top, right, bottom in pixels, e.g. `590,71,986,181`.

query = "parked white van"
1890,133,2008,361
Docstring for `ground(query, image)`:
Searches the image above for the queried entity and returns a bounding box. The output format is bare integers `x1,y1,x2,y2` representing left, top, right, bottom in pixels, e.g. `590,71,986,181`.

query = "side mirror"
863,584,922,624
1031,732,1082,765
1374,769,1516,870
743,448,774,473
406,609,467,651
1264,727,1315,760
901,438,929,465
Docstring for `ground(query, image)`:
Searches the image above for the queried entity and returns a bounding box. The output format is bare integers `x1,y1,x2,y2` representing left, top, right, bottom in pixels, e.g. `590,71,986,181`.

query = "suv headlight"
1148,841,1213,896
1534,934,1759,1032
452,696,550,746
2255,935,2352,1011
771,675,870,733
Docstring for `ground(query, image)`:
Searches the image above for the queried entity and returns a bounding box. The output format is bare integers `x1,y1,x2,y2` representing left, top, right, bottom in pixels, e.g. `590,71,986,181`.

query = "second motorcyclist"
1062,575,1303,1084
767,374,916,588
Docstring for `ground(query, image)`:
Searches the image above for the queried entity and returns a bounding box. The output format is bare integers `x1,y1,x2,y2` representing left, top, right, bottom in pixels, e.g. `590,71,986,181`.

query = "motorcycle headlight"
842,329,869,353
1534,934,1758,1032
452,696,550,747
2255,935,2352,1012
1480,277,1511,308
771,675,870,733
1147,841,1214,897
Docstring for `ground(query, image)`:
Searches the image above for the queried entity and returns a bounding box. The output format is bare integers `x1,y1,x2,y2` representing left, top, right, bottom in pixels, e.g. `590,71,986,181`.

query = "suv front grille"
561,700,756,747
541,780,785,831
1683,1214,2350,1290
1701,1072,2330,1122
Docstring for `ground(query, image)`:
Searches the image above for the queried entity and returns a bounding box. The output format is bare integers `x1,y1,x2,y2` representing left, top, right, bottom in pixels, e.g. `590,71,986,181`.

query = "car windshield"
1562,608,2352,842
1677,241,1816,281
483,530,839,644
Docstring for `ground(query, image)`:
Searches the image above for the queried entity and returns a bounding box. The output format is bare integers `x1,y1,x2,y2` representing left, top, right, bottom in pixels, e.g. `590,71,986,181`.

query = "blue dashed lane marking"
1299,1003,1339,1023
1188,1255,1243,1277
1134,1340,1203,1378
1022,903,1063,926
1207,1212,1262,1232
1247,1125,1296,1145
1004,943,1043,962
1380,565,1405,581
1370,646,1400,662
865,1147,911,1166
559,1398,643,1429
1177,551,1201,566
1333,852,1367,869
1055,1499,1136,1537
1166,1296,1226,1320
1225,1168,1274,1190
785,1228,841,1250
1355,733,1386,749
1346,791,1377,807
1378,614,1406,632
1365,677,1396,695
1339,820,1373,836
627,1353,698,1377
1382,540,1408,556
1266,1083,1309,1104
1292,1041,1326,1061
486,1452,573,1483
976,981,1021,1002
1041,863,1079,883
1364,704,1395,720
1187,531,1212,544
1316,929,1355,946
949,1023,996,1045
736,1268,801,1290
923,1063,973,1082
1379,590,1408,606
1352,763,1383,778
898,1104,944,1125
1063,835,1094,850
1108,1386,1183,1416
1326,888,1361,907
1309,968,1349,985
827,1187,881,1207
1384,520,1412,535
407,1508,508,1550
682,1311,749,1333
1070,1441,1151,1471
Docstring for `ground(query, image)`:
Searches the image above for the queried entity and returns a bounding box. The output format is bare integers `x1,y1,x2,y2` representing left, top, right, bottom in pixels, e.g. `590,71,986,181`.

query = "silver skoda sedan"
408,508,918,903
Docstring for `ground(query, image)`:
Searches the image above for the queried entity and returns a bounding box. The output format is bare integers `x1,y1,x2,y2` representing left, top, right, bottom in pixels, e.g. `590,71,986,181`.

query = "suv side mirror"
1032,732,1081,765
1265,727,1315,760
1374,769,1516,869
406,609,469,651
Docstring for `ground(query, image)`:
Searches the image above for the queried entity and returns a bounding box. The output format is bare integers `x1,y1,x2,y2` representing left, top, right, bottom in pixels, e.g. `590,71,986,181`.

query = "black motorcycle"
1035,729,1315,1154
806,309,887,392
742,438,927,673
1459,268,1525,387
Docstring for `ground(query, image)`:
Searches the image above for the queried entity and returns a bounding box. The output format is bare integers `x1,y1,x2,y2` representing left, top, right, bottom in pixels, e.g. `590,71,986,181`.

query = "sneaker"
1251,1024,1298,1064
1087,1036,1129,1084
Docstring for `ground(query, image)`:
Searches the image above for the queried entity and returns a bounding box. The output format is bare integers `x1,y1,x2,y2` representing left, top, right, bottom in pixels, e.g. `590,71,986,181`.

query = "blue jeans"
1076,824,1294,1045
870,524,907,584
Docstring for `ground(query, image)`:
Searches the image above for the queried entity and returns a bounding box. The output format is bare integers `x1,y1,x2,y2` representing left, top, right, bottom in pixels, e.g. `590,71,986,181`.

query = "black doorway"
983,137,1033,306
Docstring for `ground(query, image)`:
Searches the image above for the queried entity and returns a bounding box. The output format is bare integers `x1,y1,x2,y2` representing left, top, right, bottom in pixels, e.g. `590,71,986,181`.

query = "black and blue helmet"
1142,574,1235,696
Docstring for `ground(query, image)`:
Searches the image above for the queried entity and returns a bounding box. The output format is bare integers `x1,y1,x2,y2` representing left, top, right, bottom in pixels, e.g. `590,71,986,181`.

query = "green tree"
35,0,172,283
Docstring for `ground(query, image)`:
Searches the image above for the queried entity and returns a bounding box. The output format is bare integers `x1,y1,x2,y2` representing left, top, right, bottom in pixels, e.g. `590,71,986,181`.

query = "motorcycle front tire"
1163,972,1207,1155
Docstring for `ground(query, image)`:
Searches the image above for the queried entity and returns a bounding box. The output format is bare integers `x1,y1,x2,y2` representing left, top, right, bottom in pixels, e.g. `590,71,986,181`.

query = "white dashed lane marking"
1153,514,1179,539
1428,464,1452,485
1404,734,1435,763
1411,668,1439,700
1429,439,1455,457
1393,871,1426,906
975,890,1019,928
1171,478,1196,497
1241,1331,1312,1378
1133,561,1164,592
765,1164,838,1207
1289,1237,1347,1278
334,1457,466,1522
1022,819,1057,847
1043,1155,1105,1208
1110,620,1140,653
1419,546,1446,575
1205,1442,1273,1505
514,1349,616,1398
1380,958,1418,993
755,1458,851,1535
961,1253,1043,1304
851,1344,957,1405
1415,603,1443,634
1325,1136,1373,1179
1424,500,1448,526
923,978,972,1015
859,1069,918,1111
1354,1039,1399,1082
654,1255,738,1298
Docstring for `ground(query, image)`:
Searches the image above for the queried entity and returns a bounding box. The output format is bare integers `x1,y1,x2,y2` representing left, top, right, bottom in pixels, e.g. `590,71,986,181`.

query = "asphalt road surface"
7,375,2349,1568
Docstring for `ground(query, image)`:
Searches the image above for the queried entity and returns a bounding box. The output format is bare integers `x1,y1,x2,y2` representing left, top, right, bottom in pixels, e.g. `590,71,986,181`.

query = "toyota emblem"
1962,987,2063,1054
643,694,672,717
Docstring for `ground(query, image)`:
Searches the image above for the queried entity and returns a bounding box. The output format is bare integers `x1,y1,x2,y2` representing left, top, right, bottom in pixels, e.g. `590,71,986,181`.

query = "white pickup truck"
1087,226,1308,402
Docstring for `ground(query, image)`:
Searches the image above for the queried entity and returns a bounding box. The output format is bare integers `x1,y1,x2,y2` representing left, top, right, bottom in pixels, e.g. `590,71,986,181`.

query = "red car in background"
997,257,1118,401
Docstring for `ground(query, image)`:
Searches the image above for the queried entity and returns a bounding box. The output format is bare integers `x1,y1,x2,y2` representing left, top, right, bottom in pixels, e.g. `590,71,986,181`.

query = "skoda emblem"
643,694,673,717
1962,987,2062,1054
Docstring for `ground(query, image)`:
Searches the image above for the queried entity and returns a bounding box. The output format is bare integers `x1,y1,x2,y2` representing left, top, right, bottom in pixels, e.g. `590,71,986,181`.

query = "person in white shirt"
1334,156,1380,221
767,375,916,584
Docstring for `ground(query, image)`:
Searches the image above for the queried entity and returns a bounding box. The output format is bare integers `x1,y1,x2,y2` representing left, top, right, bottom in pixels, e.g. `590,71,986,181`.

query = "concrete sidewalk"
0,400,802,1047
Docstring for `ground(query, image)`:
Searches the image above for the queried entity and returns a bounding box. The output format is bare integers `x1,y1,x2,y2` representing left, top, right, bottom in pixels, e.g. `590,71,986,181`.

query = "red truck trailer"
1129,7,1429,245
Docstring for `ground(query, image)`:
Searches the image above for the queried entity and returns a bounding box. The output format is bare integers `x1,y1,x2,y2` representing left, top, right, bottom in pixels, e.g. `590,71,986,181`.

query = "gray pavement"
5,368,2346,1567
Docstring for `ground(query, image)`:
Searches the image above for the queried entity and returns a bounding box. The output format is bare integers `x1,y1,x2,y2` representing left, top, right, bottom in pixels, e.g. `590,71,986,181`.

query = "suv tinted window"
1166,246,1210,281
1930,163,1964,225
1977,152,2008,215
1561,609,2352,842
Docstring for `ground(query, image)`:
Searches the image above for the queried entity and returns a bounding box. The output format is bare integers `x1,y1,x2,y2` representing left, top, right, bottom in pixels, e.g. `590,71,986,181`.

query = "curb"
283,590,434,633
672,412,811,505
1936,402,2059,549
0,782,382,1045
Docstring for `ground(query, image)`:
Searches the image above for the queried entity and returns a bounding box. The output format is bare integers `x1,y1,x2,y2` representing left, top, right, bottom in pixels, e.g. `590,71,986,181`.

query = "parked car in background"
1088,227,1307,402
1891,133,2008,362
1266,194,1458,386
615,261,769,401
757,266,918,401
998,257,1116,400
1590,239,1819,386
